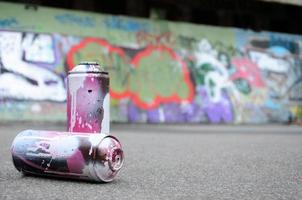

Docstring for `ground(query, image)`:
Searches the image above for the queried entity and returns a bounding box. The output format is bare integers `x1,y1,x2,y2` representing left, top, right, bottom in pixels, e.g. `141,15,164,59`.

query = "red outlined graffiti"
230,58,265,88
129,45,195,109
67,38,194,110
66,37,126,71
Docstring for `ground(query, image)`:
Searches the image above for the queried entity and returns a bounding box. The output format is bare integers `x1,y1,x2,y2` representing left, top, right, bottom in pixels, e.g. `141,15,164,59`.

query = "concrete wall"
0,2,301,123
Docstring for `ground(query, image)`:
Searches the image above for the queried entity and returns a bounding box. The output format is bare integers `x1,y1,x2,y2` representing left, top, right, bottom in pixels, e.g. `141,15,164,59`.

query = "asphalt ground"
0,122,301,200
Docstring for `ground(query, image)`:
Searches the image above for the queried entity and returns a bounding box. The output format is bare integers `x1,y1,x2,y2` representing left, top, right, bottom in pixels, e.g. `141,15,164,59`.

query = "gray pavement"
0,123,301,200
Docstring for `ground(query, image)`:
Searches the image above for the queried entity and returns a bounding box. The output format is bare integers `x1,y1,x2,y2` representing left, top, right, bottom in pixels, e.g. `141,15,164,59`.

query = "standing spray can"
67,62,110,133
11,130,124,182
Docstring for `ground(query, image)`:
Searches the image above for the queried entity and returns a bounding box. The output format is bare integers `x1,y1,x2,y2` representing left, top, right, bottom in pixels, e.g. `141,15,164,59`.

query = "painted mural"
0,2,301,123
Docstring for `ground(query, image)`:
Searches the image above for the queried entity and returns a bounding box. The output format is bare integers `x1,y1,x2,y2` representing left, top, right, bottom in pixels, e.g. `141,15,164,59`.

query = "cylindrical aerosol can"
67,62,110,133
11,130,124,182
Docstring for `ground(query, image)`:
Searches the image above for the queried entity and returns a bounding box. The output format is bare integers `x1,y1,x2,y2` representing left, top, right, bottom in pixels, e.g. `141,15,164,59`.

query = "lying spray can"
67,62,110,133
11,130,124,182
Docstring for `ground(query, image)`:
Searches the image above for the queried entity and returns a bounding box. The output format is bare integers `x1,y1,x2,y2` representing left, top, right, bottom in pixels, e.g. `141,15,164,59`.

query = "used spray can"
67,62,110,133
11,130,124,182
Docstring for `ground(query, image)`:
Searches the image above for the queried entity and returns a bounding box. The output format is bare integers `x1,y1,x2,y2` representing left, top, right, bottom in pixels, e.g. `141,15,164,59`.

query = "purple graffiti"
199,87,233,123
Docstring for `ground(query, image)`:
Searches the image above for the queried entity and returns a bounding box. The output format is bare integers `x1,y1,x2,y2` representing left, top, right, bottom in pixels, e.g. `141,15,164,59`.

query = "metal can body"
11,130,124,182
67,62,110,133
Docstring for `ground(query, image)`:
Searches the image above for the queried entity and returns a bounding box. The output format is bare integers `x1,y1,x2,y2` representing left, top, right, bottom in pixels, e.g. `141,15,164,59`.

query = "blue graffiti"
269,35,298,54
55,14,95,28
0,17,18,28
268,46,291,57
104,16,150,32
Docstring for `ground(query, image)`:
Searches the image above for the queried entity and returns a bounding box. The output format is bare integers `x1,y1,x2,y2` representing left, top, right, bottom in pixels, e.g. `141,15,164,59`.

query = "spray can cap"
93,135,124,182
69,61,108,74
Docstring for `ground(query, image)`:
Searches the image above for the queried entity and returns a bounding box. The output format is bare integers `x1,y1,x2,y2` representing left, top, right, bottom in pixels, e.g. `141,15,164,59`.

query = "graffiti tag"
55,14,96,28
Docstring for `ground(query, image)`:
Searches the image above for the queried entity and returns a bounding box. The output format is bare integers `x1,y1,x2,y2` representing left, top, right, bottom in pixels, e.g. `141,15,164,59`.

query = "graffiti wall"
0,2,301,123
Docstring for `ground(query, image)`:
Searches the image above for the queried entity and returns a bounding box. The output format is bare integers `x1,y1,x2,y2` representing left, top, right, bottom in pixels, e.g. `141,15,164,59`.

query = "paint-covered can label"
67,62,110,133
11,130,124,182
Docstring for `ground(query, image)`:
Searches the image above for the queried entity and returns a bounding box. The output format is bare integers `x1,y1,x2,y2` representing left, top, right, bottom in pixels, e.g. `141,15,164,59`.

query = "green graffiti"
233,78,251,95
129,48,190,103
110,53,131,94
192,63,214,85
